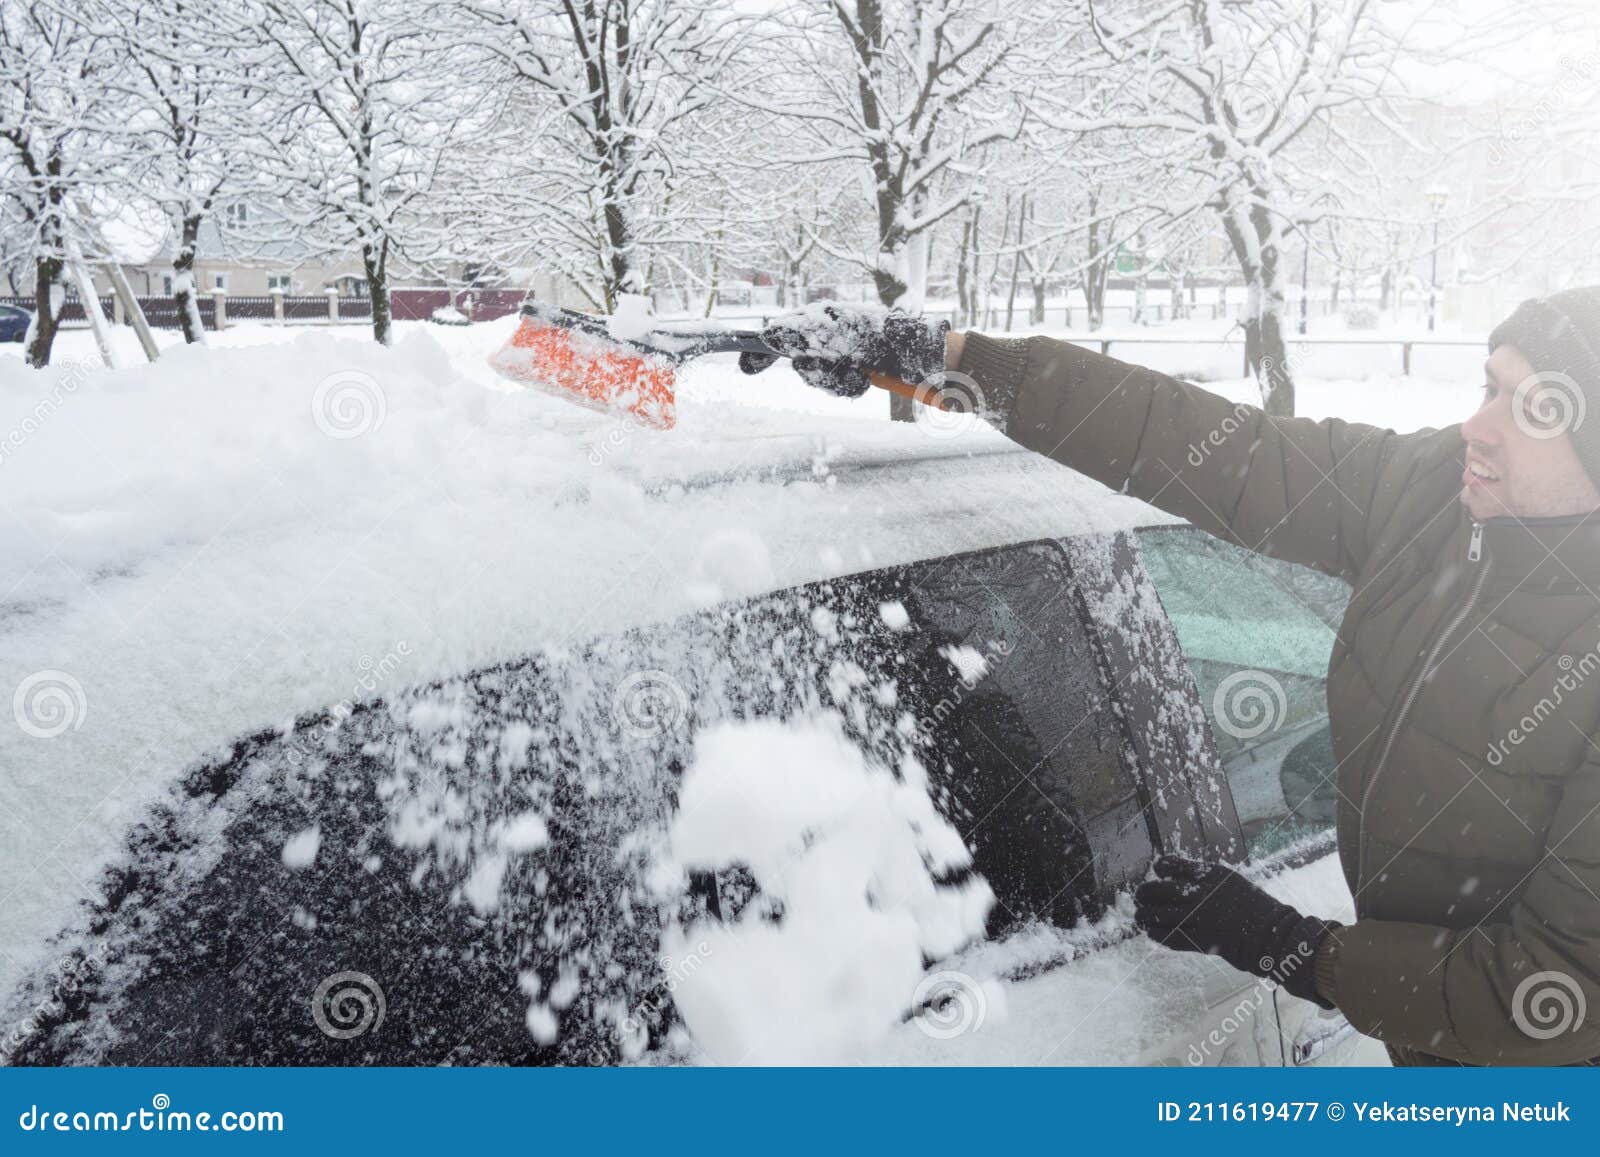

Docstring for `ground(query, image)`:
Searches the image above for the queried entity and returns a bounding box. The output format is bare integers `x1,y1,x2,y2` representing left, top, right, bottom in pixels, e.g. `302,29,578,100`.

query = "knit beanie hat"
1488,287,1600,486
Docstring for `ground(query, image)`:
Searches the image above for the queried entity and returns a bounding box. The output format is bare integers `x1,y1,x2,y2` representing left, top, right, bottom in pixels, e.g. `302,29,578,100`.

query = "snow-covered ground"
0,319,1474,1059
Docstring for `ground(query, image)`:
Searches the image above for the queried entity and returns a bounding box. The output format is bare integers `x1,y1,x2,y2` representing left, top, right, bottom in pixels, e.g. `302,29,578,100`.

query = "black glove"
739,304,949,399
1134,854,1337,1007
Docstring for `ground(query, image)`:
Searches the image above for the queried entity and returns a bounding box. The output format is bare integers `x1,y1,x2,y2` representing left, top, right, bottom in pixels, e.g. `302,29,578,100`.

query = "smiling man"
746,287,1600,1065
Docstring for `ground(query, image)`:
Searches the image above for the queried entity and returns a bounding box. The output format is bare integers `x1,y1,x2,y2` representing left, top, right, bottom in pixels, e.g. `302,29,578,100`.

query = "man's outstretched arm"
949,329,1409,583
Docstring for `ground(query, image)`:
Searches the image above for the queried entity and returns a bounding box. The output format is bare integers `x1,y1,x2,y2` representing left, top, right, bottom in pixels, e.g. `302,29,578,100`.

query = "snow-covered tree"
750,0,1027,314
97,0,261,344
1047,0,1416,414
0,0,125,365
449,0,738,312
240,0,474,344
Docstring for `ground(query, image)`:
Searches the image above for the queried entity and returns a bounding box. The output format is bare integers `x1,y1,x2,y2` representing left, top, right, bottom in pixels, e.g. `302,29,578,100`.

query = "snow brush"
488,300,950,431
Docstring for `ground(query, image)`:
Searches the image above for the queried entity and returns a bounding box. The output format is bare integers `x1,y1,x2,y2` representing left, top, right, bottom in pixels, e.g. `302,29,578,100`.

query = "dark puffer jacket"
963,333,1600,1066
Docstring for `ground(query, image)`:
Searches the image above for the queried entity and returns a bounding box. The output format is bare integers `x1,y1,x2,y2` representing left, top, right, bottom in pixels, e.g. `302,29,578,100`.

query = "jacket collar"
1470,508,1600,591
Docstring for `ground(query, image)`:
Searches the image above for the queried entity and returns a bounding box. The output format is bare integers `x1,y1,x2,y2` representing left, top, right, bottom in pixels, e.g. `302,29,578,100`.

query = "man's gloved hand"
738,304,949,398
1133,854,1336,1007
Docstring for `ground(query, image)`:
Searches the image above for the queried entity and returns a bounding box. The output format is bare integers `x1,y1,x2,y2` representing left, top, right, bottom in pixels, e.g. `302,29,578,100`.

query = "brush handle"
867,371,948,408
519,303,948,407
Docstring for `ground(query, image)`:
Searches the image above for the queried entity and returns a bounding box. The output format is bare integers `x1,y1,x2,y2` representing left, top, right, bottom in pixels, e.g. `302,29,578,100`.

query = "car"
0,302,31,343
0,430,1385,1068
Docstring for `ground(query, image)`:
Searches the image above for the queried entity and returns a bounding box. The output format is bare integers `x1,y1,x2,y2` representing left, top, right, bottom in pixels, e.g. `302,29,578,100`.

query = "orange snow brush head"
488,299,949,430
489,303,681,430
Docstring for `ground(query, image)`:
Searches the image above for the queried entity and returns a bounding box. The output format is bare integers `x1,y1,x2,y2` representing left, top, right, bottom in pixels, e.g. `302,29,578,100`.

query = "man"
744,289,1600,1066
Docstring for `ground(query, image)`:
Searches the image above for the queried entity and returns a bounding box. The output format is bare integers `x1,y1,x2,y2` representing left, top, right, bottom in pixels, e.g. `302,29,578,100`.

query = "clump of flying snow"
878,600,910,631
281,824,322,870
657,715,992,1064
938,643,990,685
606,293,656,342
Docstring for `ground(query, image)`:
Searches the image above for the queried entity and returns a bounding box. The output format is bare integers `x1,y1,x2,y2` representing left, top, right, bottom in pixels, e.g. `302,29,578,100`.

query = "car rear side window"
1137,527,1351,858
839,541,1153,928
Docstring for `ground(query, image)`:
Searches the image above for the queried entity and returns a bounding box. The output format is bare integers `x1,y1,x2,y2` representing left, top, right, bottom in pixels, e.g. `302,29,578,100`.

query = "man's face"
1459,344,1600,521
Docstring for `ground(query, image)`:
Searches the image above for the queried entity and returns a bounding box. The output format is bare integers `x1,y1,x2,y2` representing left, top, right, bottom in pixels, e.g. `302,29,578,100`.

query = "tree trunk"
26,255,64,368
1083,198,1106,331
1004,194,1026,332
173,213,206,345
1223,195,1295,417
363,239,391,346
954,215,973,328
1031,277,1046,325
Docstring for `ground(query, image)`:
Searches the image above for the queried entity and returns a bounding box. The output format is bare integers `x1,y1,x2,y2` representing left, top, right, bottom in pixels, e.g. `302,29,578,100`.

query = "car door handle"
1292,1013,1357,1064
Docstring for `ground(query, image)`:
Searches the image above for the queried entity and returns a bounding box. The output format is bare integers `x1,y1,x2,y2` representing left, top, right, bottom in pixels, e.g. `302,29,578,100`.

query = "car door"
1134,525,1383,1065
5,534,1234,1066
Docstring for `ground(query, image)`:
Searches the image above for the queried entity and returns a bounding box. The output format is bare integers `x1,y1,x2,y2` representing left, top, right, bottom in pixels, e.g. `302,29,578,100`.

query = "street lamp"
1426,186,1450,332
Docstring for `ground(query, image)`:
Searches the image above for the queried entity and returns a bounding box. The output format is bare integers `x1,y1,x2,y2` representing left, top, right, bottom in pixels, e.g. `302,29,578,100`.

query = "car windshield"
1137,527,1350,858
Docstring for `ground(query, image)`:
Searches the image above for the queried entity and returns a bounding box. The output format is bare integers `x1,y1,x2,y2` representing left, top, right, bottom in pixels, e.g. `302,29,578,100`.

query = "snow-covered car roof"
0,324,1177,1003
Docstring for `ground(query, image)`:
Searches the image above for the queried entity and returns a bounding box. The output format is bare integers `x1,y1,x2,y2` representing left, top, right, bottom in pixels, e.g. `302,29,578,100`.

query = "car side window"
1136,527,1351,858
849,542,1153,929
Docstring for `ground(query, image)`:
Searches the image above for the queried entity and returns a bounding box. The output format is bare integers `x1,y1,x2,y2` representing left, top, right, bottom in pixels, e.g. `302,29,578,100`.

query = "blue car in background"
0,302,31,342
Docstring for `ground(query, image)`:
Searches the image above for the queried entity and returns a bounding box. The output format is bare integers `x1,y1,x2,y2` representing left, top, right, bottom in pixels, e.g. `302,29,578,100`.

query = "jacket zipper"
1354,521,1489,896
